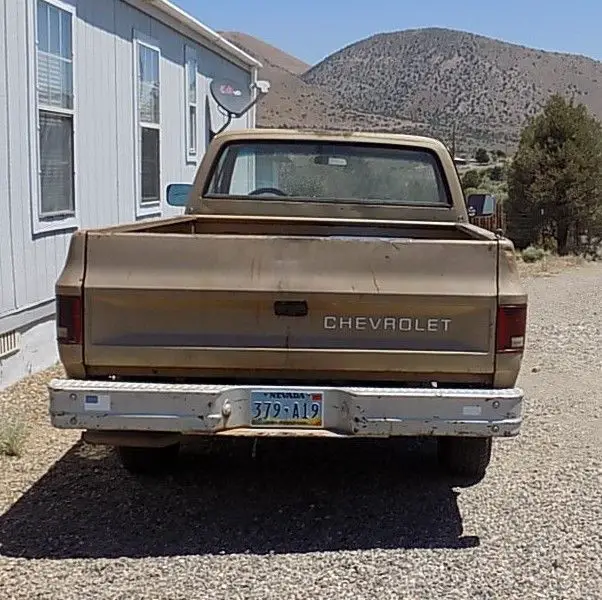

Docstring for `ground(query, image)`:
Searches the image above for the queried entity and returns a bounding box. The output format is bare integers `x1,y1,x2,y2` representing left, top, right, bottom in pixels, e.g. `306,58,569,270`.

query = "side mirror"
466,193,496,218
166,183,193,207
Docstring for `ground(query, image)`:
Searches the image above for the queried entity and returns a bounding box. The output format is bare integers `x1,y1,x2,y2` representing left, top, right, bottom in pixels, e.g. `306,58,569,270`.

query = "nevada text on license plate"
250,390,323,427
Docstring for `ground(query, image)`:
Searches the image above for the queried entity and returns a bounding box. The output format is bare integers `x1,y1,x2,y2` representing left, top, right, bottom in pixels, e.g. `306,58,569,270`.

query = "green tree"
487,165,506,182
461,169,482,190
507,94,602,254
474,148,490,164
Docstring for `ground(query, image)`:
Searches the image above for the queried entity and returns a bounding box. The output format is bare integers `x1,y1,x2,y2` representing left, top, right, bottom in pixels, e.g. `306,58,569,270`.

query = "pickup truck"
48,128,527,482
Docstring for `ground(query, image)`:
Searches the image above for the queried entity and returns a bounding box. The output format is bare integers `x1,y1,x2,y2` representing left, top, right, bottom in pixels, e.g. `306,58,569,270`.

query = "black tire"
437,436,492,482
116,443,180,475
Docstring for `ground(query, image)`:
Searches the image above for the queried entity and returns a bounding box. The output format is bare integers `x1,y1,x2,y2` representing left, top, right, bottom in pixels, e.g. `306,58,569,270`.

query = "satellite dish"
210,79,253,117
208,78,270,140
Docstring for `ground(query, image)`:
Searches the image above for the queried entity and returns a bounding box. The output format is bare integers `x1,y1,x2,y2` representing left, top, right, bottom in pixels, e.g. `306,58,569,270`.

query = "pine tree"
507,94,602,254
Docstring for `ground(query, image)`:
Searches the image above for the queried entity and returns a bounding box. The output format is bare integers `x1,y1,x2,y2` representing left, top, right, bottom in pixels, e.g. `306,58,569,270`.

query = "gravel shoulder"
1,262,601,600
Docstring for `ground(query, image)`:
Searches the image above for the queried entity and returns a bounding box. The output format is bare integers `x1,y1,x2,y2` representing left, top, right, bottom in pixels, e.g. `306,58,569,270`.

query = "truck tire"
436,436,492,482
116,443,180,475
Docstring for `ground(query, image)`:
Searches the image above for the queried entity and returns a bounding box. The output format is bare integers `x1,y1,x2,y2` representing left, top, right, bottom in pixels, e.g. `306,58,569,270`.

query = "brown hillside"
303,28,602,150
220,31,310,75
221,28,602,153
220,31,425,136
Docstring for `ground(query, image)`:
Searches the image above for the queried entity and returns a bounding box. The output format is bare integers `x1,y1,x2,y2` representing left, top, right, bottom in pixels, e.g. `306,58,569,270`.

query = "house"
0,0,263,389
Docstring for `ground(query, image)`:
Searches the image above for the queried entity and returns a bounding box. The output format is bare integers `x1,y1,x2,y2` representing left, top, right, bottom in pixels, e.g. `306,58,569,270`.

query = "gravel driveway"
1,263,601,600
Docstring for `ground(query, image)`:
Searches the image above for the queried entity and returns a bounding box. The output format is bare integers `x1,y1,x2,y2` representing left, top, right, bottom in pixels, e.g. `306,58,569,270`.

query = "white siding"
4,0,69,315
75,0,121,228
0,0,17,316
0,0,256,385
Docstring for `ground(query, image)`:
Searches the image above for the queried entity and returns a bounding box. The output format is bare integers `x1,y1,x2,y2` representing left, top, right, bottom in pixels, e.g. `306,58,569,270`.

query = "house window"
134,37,161,210
36,0,75,217
184,45,198,162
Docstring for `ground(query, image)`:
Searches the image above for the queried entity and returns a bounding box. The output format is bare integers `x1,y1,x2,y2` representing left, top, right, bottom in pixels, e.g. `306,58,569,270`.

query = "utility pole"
451,120,457,159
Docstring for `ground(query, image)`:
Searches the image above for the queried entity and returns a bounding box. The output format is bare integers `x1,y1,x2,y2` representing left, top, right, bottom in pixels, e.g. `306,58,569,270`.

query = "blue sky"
177,0,602,66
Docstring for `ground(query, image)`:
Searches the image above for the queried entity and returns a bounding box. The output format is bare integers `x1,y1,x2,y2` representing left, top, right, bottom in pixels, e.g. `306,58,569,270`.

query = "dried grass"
0,415,29,457
0,363,66,462
516,253,587,278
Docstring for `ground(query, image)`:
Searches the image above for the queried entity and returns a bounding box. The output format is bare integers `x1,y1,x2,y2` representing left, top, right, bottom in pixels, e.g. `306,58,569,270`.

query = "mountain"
220,31,421,135
221,31,310,75
220,31,340,130
222,28,602,153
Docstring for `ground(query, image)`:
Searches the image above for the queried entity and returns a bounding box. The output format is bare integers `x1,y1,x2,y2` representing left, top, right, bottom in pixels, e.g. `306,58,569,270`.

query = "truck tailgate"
82,228,498,383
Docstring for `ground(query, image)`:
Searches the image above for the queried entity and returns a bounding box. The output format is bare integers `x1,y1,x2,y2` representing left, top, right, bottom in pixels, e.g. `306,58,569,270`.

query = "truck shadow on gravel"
0,437,479,559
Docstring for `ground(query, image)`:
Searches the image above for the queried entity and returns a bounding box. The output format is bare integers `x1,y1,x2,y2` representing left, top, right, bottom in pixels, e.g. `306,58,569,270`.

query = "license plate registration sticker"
250,390,323,427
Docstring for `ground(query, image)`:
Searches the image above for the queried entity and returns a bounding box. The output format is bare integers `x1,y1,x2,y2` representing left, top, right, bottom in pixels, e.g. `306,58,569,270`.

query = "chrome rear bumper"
48,378,524,443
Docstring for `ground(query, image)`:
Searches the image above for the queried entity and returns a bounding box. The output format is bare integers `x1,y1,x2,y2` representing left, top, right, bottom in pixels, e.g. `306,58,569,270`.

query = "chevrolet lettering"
48,127,527,483
323,316,452,333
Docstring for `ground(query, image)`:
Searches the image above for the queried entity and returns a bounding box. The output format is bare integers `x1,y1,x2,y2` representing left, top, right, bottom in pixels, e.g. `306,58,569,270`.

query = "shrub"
487,165,506,182
461,169,483,189
0,416,28,458
521,246,546,263
475,148,490,164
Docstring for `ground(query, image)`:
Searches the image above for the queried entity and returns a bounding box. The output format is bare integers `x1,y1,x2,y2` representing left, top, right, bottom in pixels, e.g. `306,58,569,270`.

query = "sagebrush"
0,415,28,457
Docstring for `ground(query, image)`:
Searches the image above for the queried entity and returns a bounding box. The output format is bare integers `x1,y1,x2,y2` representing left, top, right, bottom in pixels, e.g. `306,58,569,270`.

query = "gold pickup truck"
48,128,527,481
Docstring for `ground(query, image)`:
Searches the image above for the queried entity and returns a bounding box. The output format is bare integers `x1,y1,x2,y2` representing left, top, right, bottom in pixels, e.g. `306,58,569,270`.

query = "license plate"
250,390,323,427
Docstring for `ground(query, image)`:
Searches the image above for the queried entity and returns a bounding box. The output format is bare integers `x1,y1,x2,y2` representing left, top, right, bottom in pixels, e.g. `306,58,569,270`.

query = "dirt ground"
1,259,600,599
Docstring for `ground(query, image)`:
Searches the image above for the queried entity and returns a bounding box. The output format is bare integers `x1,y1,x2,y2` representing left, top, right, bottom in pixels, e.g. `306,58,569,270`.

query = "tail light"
57,295,82,345
496,304,527,353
